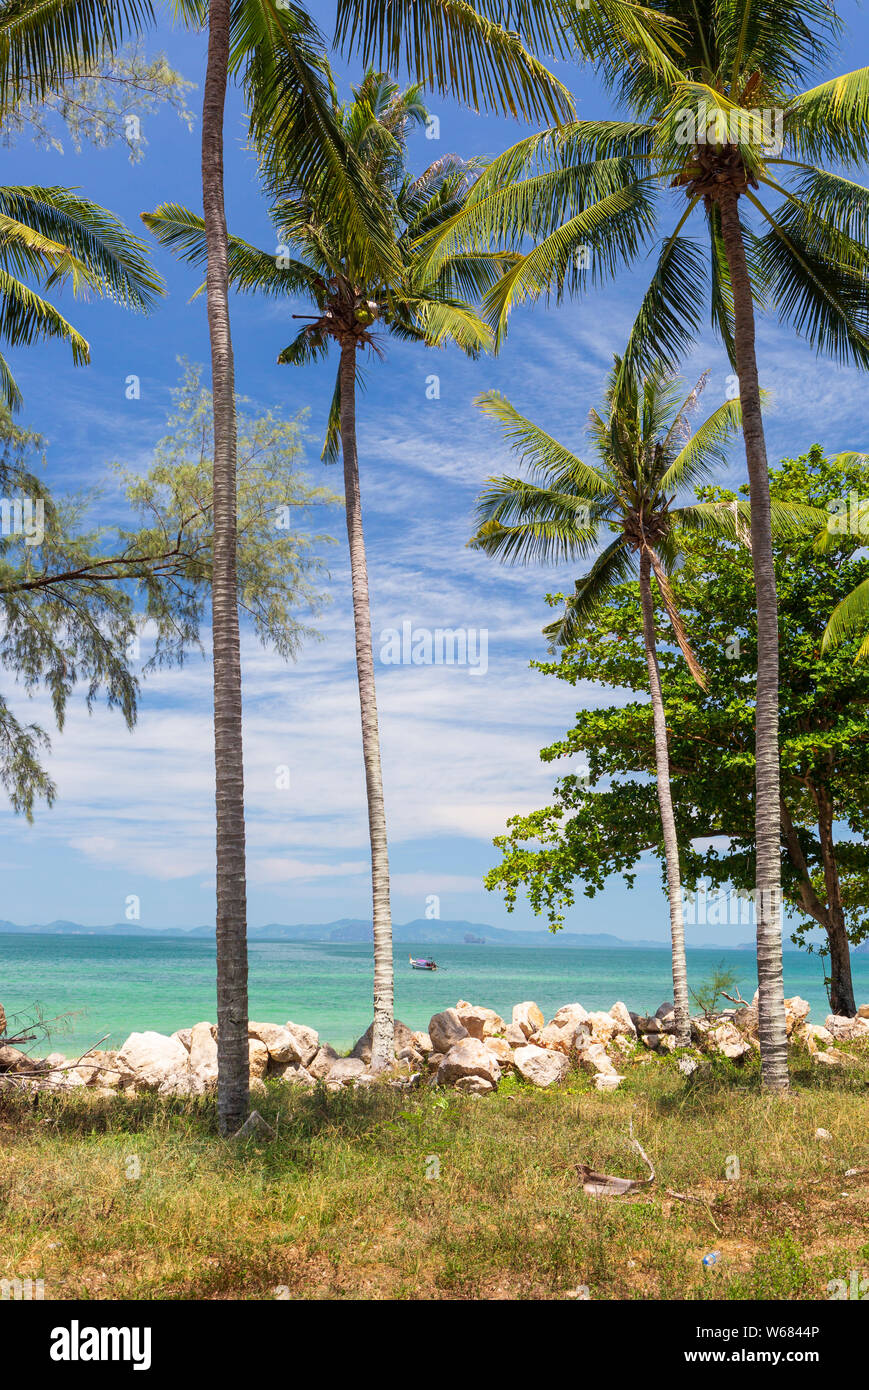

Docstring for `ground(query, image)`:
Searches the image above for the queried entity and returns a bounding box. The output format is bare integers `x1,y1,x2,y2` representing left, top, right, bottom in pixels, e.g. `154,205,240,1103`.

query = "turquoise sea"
2,935,866,1058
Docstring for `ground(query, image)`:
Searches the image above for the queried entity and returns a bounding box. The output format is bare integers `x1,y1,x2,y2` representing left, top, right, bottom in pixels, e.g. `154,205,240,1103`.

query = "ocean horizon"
3,933,866,1058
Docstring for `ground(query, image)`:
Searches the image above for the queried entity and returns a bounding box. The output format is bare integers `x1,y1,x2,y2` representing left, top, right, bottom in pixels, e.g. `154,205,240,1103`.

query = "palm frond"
619,232,707,383
333,0,575,124
822,575,869,654
660,396,742,491
542,536,635,647
0,266,90,360
751,192,869,368
142,202,325,302
475,390,612,497
480,181,657,341
786,66,869,165
0,186,162,309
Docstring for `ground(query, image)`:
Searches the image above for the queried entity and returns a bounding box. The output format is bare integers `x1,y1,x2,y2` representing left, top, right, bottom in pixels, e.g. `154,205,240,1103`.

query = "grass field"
2,1047,868,1301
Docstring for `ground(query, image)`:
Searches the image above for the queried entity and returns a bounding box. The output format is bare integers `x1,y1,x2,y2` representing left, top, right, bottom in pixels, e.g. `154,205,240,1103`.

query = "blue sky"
1,2,867,943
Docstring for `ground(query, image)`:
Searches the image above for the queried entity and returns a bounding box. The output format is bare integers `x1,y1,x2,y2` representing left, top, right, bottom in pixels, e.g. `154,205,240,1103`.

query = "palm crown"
145,69,509,455
418,0,869,380
472,360,820,679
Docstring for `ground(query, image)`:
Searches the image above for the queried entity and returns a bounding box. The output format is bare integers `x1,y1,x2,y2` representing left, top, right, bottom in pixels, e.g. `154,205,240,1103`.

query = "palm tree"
471,360,751,1044
419,1,869,1090
198,0,251,1135
145,72,502,1070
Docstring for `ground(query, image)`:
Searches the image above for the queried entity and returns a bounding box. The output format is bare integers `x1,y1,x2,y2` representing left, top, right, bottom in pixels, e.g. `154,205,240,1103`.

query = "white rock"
454,1075,496,1095
351,1018,416,1063
585,1011,618,1045
513,1044,569,1088
233,1109,274,1141
529,1023,575,1056
428,1009,469,1055
327,1057,369,1085
171,1029,193,1052
709,1022,751,1059
579,1042,618,1077
857,1004,869,1020
483,1037,514,1067
550,1003,589,1032
784,997,811,1034
412,1031,433,1054
455,1001,506,1039
248,1021,302,1065
825,1014,869,1041
813,1048,856,1068
117,1031,191,1092
284,1022,320,1066
608,1002,636,1036
814,1127,832,1140
803,1022,833,1043
188,1021,218,1086
157,1069,206,1097
436,1037,501,1089
248,1039,270,1080
512,1001,544,1038
308,1044,339,1080
505,1023,529,1047
272,1062,315,1087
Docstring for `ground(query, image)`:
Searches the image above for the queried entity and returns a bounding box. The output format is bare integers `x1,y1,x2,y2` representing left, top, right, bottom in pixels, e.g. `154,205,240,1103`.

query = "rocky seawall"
1,995,868,1097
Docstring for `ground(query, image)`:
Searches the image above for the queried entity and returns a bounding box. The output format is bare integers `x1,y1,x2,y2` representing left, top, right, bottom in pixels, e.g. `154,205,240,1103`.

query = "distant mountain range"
0,916,819,950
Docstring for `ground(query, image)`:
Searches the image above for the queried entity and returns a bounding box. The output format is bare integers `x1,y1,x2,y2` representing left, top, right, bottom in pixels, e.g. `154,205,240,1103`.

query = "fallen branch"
579,1120,656,1197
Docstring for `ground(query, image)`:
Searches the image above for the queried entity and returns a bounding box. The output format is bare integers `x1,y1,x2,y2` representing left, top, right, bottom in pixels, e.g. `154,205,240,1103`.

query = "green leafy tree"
486,447,867,1017
0,362,335,819
419,0,869,1090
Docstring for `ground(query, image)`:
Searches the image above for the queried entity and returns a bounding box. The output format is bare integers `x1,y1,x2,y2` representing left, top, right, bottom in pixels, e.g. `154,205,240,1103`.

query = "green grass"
2,1048,867,1300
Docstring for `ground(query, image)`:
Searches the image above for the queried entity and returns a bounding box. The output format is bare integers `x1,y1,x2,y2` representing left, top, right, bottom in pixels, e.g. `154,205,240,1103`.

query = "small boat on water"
409,955,438,971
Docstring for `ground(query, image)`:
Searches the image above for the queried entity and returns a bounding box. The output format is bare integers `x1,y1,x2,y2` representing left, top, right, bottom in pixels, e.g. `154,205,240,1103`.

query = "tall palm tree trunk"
638,551,691,1045
718,189,789,1091
338,337,394,1071
202,0,249,1133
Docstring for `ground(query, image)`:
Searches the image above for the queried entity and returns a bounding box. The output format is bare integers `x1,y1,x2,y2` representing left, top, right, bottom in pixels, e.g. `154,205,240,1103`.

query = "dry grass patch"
1,1049,867,1300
